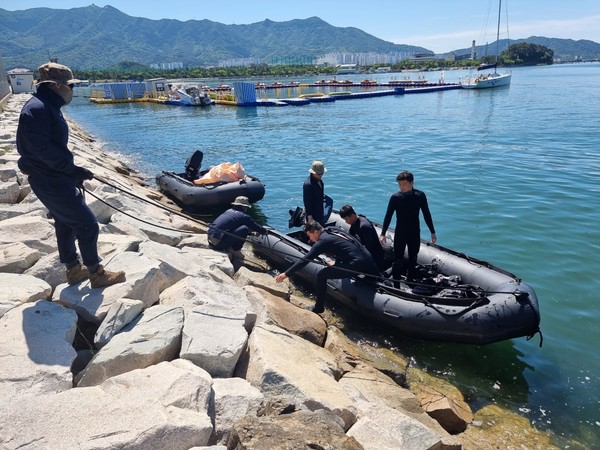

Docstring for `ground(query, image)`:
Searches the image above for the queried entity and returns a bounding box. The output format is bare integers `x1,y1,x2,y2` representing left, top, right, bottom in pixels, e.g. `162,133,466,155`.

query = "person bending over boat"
339,204,387,271
303,160,327,225
208,196,267,260
275,222,380,314
380,171,436,282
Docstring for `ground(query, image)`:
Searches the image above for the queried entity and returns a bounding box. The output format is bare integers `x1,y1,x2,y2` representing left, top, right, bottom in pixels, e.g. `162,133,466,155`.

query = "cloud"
390,15,600,53
509,15,600,41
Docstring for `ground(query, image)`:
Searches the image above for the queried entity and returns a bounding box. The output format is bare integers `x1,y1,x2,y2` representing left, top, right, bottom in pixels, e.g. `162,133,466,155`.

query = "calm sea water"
65,64,600,447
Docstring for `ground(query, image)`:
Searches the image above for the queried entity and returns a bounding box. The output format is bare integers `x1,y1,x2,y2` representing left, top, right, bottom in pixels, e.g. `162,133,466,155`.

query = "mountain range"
1,5,599,70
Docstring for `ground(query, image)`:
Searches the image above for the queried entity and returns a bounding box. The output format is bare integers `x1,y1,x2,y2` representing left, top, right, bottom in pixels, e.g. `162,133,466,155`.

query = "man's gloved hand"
73,166,94,181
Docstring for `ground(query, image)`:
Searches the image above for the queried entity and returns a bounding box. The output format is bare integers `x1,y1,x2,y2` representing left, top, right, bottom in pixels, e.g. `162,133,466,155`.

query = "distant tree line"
72,44,553,82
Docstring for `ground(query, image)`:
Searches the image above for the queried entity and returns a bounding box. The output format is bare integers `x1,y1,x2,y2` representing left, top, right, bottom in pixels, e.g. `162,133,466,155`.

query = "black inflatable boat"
250,208,541,345
156,151,265,210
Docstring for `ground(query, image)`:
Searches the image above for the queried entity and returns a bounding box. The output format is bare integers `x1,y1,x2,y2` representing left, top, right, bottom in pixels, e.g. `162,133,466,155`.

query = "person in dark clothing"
16,62,126,289
208,196,267,259
275,222,380,313
339,204,387,271
303,160,327,225
380,171,436,281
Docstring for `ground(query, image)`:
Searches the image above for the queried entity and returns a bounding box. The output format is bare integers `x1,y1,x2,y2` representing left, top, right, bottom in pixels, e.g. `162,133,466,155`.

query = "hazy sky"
3,0,600,53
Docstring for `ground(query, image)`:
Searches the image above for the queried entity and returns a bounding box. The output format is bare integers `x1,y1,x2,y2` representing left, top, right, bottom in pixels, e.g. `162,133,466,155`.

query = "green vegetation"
501,43,554,66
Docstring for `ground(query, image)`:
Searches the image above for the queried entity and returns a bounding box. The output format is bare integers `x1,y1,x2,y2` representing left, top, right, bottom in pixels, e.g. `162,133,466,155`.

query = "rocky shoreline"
0,93,557,449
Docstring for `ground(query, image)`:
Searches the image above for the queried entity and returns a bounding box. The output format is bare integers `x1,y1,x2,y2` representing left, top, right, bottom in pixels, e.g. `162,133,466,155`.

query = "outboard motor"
288,207,305,228
184,150,203,181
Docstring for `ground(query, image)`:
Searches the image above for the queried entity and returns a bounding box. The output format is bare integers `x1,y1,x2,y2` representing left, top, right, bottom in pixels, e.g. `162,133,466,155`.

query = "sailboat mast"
495,0,502,73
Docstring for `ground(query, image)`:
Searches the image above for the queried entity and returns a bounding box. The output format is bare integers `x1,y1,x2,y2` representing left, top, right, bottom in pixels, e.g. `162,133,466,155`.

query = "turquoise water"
65,64,600,447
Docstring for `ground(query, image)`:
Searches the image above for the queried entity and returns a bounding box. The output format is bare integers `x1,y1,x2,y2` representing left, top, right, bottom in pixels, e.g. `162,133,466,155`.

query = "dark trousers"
315,261,380,311
393,232,421,280
29,176,100,268
209,225,249,252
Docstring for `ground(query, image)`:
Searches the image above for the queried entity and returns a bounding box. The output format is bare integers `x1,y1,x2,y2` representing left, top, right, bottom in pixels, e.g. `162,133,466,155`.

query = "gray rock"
0,200,45,221
210,377,264,445
236,323,356,430
0,242,41,273
160,276,254,377
0,214,57,253
77,305,184,387
244,286,326,346
0,359,214,450
340,364,456,450
234,266,290,300
0,273,51,318
226,409,364,450
0,301,77,402
55,251,162,323
94,298,144,348
139,239,235,288
24,252,66,289
111,211,187,246
0,180,19,204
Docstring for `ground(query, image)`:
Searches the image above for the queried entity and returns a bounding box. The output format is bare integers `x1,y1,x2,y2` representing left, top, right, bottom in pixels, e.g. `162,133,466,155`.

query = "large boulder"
236,323,356,430
339,364,459,450
234,266,290,300
24,252,69,289
407,367,474,435
226,409,364,450
209,377,264,445
94,298,144,348
0,242,41,273
0,180,19,203
0,360,214,450
0,301,77,402
160,276,253,377
76,305,184,387
325,325,409,385
0,273,51,318
0,214,57,253
55,251,163,323
138,240,234,289
244,286,326,346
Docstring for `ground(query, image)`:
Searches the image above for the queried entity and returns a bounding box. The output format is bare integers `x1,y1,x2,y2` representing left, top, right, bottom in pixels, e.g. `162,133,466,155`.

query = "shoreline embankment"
0,93,557,449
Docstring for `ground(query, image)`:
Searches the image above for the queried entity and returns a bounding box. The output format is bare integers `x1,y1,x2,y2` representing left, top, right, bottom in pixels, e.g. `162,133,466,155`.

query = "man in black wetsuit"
303,160,327,225
380,171,437,281
275,222,380,313
339,204,387,271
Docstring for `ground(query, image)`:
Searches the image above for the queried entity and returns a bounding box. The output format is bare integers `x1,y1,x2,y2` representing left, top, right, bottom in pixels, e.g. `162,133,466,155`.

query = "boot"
89,265,126,288
66,262,89,285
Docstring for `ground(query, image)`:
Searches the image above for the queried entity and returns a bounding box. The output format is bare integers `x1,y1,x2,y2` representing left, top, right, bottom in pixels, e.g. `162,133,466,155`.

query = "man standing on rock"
16,62,126,288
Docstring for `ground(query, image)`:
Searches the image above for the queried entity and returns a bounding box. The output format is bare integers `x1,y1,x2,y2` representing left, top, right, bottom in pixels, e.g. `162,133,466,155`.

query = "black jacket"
208,207,266,241
17,87,83,181
349,215,386,270
303,174,325,225
285,227,380,277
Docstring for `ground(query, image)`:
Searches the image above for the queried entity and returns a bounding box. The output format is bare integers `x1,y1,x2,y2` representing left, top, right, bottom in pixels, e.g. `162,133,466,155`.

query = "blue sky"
3,0,600,53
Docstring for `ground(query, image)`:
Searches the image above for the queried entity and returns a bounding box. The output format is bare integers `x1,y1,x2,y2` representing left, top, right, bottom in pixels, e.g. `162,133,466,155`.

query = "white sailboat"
461,0,511,89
